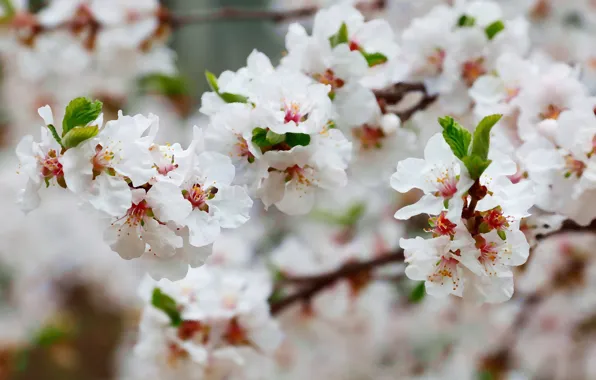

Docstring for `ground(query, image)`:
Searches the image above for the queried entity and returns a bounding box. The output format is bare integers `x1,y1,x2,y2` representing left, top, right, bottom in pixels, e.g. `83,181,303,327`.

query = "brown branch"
270,249,404,316
395,93,438,123
536,218,596,241
375,82,438,123
167,0,386,26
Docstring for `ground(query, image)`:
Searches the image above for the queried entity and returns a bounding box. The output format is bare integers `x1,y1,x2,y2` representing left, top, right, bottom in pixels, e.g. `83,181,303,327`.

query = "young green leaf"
251,127,269,148
497,230,507,240
46,124,63,148
139,74,189,96
205,70,248,103
485,20,505,40
361,51,388,67
328,22,349,48
62,125,99,148
470,114,502,161
205,70,220,93
220,92,249,104
409,282,426,303
151,288,182,327
0,0,16,19
62,97,102,136
438,116,472,159
457,14,476,27
462,155,492,180
266,130,286,145
35,325,70,347
285,132,311,147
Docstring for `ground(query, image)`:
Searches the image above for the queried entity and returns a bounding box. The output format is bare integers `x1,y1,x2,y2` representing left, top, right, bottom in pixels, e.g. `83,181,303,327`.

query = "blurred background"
2,0,596,379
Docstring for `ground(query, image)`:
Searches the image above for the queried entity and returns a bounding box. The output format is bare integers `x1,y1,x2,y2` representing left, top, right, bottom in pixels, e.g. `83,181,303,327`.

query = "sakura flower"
104,181,191,260
61,112,157,216
181,152,253,247
391,133,473,220
258,128,351,215
251,71,333,135
16,106,66,211
400,233,475,297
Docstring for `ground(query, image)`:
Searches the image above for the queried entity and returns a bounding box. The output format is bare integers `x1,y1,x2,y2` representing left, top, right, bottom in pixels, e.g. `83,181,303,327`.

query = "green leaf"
362,51,388,67
285,132,311,147
497,230,507,240
266,130,285,145
439,116,472,159
409,282,426,303
62,97,102,136
220,92,249,104
328,22,349,48
62,125,99,148
35,325,70,347
462,155,492,180
151,288,182,327
251,127,269,148
205,70,220,93
477,370,494,380
0,0,15,19
457,14,476,27
485,20,505,40
341,203,366,225
471,114,502,161
205,70,248,103
139,74,189,96
46,124,63,148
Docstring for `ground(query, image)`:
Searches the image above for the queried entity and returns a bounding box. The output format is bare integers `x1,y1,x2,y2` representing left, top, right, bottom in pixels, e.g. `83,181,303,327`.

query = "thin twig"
167,0,386,26
270,250,404,316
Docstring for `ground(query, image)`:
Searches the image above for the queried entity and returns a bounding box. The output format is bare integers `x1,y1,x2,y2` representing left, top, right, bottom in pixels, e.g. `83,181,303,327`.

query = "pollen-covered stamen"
285,165,311,185
283,101,307,124
475,236,499,275
482,207,510,231
428,212,457,237
461,58,486,87
184,184,217,212
224,318,251,346
352,125,386,150
427,48,446,73
167,342,189,366
236,136,255,163
539,104,566,120
428,252,460,291
116,200,151,229
92,144,116,174
313,69,345,93
177,320,210,344
40,149,64,179
564,154,586,178
504,87,520,103
430,167,459,199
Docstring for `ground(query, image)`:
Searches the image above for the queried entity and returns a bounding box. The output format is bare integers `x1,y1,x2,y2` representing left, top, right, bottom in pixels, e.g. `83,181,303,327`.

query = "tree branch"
375,82,438,123
270,249,404,316
166,0,386,26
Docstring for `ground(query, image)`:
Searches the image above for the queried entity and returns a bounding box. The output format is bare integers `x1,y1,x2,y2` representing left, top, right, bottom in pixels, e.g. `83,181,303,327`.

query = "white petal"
37,105,54,126
208,186,253,228
186,211,221,247
394,194,444,219
146,181,191,223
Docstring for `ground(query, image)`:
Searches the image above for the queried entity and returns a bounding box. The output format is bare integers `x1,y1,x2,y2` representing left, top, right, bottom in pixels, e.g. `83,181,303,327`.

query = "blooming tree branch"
270,249,405,316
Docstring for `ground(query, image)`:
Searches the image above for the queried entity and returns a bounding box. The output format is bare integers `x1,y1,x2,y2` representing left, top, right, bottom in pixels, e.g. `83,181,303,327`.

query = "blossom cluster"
135,265,281,379
16,100,252,280
393,115,534,303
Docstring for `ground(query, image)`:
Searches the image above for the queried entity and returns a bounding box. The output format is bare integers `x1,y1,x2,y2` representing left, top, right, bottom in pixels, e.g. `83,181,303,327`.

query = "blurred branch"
536,219,596,241
166,0,387,26
375,82,438,123
269,249,404,316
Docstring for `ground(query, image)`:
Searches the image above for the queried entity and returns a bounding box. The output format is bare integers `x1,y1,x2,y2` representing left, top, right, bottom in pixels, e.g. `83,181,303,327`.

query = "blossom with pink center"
391,134,473,220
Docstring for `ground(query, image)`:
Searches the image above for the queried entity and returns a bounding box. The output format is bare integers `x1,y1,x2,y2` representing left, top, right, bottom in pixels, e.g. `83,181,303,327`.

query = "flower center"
236,136,255,163
429,253,460,291
461,58,486,87
482,207,509,231
223,318,250,346
184,184,217,212
285,165,311,185
349,40,361,52
564,154,586,178
352,125,386,150
313,69,345,94
123,200,150,227
433,170,458,198
283,102,304,124
428,212,457,237
40,149,64,179
539,104,565,120
427,48,446,73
